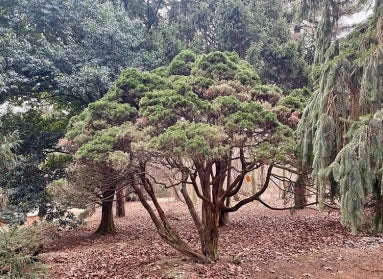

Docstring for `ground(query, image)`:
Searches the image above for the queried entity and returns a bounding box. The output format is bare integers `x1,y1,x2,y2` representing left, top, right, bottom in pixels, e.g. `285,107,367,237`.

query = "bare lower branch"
223,164,274,213
189,171,214,206
181,183,203,235
256,198,318,210
273,164,301,175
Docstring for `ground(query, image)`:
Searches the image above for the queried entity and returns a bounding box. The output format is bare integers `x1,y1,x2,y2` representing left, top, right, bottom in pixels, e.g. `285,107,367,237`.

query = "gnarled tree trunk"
132,170,209,263
201,203,220,260
219,157,232,227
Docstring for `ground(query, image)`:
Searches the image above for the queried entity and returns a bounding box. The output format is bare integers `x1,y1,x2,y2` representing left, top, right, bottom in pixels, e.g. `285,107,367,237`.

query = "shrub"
0,226,43,278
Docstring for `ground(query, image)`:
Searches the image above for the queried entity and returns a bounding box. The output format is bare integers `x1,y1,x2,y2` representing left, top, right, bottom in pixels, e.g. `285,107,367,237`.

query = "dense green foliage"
0,122,20,220
0,0,148,219
0,226,42,278
0,0,150,111
0,109,69,218
0,122,19,173
166,0,309,91
298,0,383,233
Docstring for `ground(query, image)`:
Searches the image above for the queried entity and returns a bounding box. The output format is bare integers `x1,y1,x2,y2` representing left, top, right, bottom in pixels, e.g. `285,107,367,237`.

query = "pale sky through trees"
338,0,373,37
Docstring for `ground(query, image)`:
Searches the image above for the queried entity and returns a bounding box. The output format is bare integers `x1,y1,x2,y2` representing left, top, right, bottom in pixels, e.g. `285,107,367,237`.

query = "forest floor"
37,199,383,279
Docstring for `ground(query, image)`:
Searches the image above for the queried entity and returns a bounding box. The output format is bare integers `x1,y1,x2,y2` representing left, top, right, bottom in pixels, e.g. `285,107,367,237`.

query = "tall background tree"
297,0,383,234
165,0,309,91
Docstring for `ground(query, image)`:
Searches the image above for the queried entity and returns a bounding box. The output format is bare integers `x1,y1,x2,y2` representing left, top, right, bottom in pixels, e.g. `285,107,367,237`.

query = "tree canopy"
66,50,298,261
0,0,150,112
0,109,69,218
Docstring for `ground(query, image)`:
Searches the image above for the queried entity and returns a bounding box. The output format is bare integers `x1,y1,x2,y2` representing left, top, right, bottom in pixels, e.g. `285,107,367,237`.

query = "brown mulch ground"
37,200,383,279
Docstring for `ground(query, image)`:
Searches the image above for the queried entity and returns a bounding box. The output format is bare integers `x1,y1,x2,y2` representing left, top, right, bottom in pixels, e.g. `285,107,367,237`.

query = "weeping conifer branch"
298,0,383,233
327,115,383,233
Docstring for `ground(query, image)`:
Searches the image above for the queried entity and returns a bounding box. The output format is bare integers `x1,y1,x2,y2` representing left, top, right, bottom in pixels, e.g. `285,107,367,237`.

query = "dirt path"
38,200,383,278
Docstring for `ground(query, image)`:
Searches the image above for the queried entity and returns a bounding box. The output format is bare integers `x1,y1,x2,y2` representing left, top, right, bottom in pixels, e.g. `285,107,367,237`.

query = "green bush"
0,226,43,278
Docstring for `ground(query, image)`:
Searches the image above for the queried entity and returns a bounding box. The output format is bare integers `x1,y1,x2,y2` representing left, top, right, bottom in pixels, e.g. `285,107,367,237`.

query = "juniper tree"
66,50,297,261
65,83,144,233
297,0,383,233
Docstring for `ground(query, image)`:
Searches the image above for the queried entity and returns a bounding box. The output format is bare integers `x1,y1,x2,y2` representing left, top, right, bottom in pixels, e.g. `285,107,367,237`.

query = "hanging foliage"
298,0,383,233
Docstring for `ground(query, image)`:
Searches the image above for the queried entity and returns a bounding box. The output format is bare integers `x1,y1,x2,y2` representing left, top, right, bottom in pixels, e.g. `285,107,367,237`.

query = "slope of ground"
38,200,383,278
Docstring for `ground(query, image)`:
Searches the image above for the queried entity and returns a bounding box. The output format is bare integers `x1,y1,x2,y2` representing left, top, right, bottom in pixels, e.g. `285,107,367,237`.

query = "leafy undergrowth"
38,200,383,279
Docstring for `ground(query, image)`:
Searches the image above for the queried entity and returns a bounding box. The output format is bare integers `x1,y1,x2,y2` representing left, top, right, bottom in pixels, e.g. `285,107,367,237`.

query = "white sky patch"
0,101,32,116
0,102,7,115
338,1,374,38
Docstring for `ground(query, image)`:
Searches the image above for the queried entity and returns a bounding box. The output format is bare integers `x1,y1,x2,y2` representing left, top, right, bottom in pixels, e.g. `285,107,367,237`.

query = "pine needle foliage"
0,226,42,278
0,122,20,172
298,0,383,233
329,115,383,233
